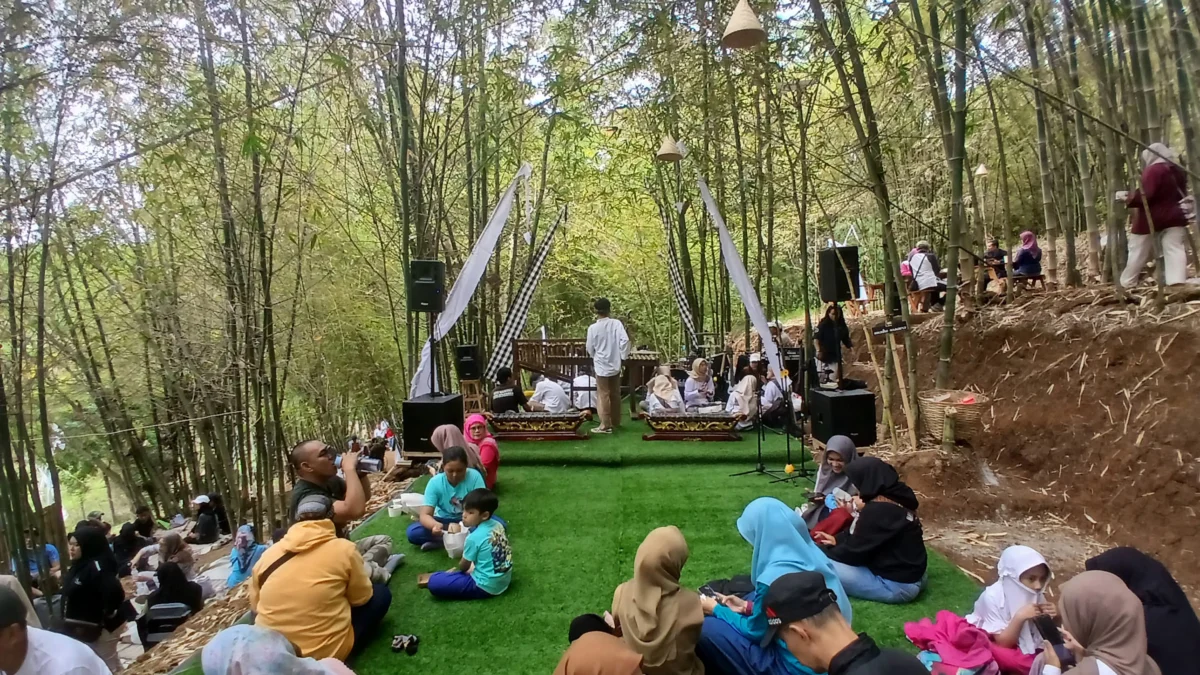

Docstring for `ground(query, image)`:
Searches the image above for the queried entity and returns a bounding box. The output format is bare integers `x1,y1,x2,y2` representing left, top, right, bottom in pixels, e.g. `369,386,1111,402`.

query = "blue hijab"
737,497,853,623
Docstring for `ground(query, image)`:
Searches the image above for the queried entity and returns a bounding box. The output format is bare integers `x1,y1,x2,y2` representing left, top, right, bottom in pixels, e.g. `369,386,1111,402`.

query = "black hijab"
64,526,126,628
843,457,919,511
1086,547,1200,674
112,523,146,563
151,561,204,614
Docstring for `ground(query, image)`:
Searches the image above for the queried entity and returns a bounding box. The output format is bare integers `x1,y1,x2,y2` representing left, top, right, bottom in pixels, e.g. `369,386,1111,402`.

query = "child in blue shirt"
406,446,487,550
427,488,512,600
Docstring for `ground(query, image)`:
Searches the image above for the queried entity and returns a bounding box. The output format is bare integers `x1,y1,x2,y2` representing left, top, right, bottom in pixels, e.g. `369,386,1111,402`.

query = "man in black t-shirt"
490,367,528,414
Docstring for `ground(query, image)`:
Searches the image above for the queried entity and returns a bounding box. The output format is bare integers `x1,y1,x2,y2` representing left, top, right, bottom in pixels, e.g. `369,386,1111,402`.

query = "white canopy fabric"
409,163,533,398
698,177,782,375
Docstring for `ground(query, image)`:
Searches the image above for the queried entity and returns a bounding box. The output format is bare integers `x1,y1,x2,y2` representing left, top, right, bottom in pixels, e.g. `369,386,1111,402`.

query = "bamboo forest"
3,0,1200,669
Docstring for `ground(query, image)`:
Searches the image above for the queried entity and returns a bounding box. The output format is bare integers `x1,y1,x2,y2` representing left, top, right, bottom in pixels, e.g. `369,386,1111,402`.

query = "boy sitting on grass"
427,489,512,600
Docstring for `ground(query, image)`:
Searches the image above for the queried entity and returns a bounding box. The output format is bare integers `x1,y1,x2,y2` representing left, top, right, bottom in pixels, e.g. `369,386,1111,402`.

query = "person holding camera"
288,440,402,582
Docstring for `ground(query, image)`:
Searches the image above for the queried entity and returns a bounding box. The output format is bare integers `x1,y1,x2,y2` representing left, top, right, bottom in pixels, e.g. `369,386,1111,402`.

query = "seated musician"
528,373,572,414
725,366,759,430
491,367,528,414
639,366,685,415
571,367,598,414
759,368,791,428
684,358,715,411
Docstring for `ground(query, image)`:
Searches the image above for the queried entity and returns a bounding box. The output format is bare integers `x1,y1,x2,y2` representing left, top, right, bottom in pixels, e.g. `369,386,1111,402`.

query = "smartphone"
1033,614,1076,668
698,584,719,598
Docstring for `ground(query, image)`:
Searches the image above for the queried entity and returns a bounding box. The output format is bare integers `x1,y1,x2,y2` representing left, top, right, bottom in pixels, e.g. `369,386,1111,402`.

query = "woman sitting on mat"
464,414,499,490
696,498,851,675
640,366,685,415
430,424,486,477
800,435,858,533
684,359,715,411
612,526,704,675
406,446,486,551
814,457,927,604
1086,547,1200,674
725,368,759,430
1029,570,1161,675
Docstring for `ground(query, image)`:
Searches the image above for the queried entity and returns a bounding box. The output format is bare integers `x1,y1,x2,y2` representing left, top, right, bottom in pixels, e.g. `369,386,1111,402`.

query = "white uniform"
585,317,631,378
570,374,597,410
530,379,572,414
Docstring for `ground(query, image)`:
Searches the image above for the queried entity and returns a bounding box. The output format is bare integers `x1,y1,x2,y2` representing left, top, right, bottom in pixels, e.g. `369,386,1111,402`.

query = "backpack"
900,260,913,278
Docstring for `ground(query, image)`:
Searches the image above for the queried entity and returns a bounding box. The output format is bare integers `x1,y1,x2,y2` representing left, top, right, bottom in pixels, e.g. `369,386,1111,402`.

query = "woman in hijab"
1032,570,1161,675
641,366,684,415
1086,547,1200,674
63,525,128,671
725,368,759,430
430,423,486,476
1013,231,1043,278
814,304,852,389
1121,143,1190,288
801,435,859,530
227,525,269,588
202,624,356,675
149,561,204,613
611,526,703,675
814,457,927,604
112,522,151,576
965,546,1053,673
464,413,500,489
555,616,645,675
684,359,715,411
696,498,850,675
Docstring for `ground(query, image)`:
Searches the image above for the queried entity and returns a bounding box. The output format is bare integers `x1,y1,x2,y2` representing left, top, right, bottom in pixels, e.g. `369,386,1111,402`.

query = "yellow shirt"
248,520,373,660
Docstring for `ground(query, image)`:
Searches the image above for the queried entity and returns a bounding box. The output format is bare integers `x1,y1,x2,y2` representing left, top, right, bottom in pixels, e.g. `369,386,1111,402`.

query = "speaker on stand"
408,260,446,313
455,345,481,381
818,246,860,304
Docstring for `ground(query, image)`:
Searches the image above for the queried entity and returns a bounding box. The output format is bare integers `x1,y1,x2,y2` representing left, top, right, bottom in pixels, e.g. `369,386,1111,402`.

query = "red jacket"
1127,162,1189,235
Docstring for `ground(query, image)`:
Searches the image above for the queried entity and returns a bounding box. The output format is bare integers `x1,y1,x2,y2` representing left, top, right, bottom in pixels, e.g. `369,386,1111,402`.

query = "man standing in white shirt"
528,374,572,414
0,585,112,675
585,298,631,433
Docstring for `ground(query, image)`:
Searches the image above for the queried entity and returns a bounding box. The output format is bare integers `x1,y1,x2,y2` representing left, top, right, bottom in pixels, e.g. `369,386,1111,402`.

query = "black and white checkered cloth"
662,214,699,351
483,208,566,382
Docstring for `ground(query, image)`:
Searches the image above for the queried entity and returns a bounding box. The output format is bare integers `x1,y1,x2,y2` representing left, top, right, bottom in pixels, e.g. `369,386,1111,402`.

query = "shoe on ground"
420,541,441,552
590,426,613,434
384,553,405,574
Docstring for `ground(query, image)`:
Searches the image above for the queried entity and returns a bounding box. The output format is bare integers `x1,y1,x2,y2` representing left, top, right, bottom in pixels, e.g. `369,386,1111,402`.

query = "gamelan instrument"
489,411,590,441
642,411,741,442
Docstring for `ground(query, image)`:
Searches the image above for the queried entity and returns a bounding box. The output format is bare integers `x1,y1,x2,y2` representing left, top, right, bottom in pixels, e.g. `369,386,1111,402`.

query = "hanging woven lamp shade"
656,135,684,162
722,0,766,49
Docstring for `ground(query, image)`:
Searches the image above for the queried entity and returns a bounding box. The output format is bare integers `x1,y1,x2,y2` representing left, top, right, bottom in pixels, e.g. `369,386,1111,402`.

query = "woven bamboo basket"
918,389,989,443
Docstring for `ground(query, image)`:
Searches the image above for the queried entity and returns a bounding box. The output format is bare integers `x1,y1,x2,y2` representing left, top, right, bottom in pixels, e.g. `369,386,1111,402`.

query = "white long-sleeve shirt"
530,379,572,414
684,376,714,407
571,374,597,410
586,317,631,378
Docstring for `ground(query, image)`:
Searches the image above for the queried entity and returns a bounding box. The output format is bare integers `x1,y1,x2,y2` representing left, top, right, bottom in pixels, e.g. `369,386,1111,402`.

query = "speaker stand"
428,312,443,396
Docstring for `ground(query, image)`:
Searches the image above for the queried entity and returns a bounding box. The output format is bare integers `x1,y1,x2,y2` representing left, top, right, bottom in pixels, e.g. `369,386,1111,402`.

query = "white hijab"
1142,142,1180,167
966,545,1051,654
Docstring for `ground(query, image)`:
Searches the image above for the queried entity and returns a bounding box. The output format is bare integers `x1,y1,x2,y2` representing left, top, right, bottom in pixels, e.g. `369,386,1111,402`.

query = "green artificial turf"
348,427,981,675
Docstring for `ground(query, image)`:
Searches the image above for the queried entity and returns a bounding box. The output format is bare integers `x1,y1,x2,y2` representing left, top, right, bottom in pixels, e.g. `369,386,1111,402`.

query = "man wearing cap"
0,584,112,675
250,495,391,662
769,321,796,349
184,495,219,545
763,571,925,675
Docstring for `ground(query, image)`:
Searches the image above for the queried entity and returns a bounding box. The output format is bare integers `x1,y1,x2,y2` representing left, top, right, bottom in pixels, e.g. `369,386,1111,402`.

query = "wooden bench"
1013,274,1046,291
907,289,933,313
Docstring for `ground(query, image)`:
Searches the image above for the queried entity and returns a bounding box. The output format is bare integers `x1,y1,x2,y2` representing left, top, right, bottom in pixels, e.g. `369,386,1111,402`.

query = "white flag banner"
409,163,533,398
698,177,781,375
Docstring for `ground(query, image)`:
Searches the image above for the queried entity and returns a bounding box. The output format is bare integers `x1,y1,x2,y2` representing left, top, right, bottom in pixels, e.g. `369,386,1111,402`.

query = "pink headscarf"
464,414,499,489
1019,231,1041,256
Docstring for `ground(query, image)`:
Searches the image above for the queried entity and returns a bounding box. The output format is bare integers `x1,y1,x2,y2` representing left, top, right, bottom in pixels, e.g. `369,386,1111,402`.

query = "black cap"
761,571,839,647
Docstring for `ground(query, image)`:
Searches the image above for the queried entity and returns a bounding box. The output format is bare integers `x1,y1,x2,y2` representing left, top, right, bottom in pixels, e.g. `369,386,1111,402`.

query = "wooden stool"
907,289,931,313
1014,274,1046,291
460,379,485,414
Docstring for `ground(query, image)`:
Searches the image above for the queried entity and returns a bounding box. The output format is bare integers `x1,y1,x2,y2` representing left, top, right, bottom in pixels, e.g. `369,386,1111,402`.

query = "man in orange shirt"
249,495,392,661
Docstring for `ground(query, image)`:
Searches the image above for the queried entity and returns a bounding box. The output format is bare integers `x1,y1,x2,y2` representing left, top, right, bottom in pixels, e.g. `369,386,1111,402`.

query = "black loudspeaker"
808,388,876,447
818,247,860,303
455,345,481,381
402,393,464,453
408,260,446,312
